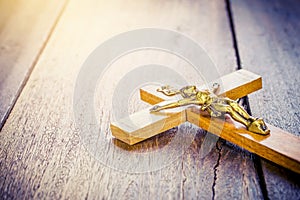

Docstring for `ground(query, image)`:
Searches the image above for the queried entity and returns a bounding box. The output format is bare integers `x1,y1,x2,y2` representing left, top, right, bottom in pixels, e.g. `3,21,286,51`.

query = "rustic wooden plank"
0,0,67,129
0,0,263,199
231,0,300,198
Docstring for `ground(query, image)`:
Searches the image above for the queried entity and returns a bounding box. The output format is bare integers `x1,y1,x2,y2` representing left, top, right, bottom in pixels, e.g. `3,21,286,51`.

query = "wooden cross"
110,69,300,174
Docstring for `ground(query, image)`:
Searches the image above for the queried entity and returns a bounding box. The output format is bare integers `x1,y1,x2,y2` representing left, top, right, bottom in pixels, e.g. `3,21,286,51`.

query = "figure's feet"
248,118,270,135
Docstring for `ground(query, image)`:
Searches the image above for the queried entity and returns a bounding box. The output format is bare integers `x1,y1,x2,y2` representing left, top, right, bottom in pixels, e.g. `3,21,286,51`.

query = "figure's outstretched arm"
157,85,199,98
150,98,201,112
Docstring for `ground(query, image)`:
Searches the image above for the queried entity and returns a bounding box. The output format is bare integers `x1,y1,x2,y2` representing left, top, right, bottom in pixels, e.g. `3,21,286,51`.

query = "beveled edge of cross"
110,69,300,174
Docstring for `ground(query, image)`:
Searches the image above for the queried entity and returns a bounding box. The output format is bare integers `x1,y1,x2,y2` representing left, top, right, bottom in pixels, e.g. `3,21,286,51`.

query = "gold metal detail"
151,85,270,135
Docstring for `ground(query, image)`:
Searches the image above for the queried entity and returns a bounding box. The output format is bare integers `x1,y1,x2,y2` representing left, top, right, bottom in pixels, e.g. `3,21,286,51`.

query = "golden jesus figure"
150,85,270,135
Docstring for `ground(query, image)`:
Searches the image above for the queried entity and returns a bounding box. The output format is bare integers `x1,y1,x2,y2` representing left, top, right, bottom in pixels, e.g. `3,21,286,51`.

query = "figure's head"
179,86,198,98
196,90,211,104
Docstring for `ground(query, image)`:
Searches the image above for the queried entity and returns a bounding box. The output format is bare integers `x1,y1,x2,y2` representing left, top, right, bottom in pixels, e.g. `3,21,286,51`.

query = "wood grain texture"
0,0,263,199
231,0,300,198
0,0,67,129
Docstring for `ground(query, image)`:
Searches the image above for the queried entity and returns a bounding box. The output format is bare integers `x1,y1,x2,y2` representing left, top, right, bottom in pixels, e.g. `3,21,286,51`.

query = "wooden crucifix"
110,69,300,174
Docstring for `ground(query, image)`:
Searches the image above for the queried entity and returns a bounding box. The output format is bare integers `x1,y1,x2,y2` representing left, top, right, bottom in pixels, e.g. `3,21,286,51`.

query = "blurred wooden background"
0,0,299,199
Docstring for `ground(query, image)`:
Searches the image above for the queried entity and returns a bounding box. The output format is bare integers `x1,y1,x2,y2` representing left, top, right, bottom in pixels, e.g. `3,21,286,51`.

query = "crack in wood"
180,160,186,200
225,0,242,70
211,141,222,200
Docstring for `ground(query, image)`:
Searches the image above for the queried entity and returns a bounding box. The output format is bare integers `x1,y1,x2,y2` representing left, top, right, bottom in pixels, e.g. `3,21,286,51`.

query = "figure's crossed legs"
213,100,269,134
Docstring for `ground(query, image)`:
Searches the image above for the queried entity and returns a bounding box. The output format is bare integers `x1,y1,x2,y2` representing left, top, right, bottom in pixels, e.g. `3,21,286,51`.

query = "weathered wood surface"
231,0,300,198
0,0,67,129
0,0,266,199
